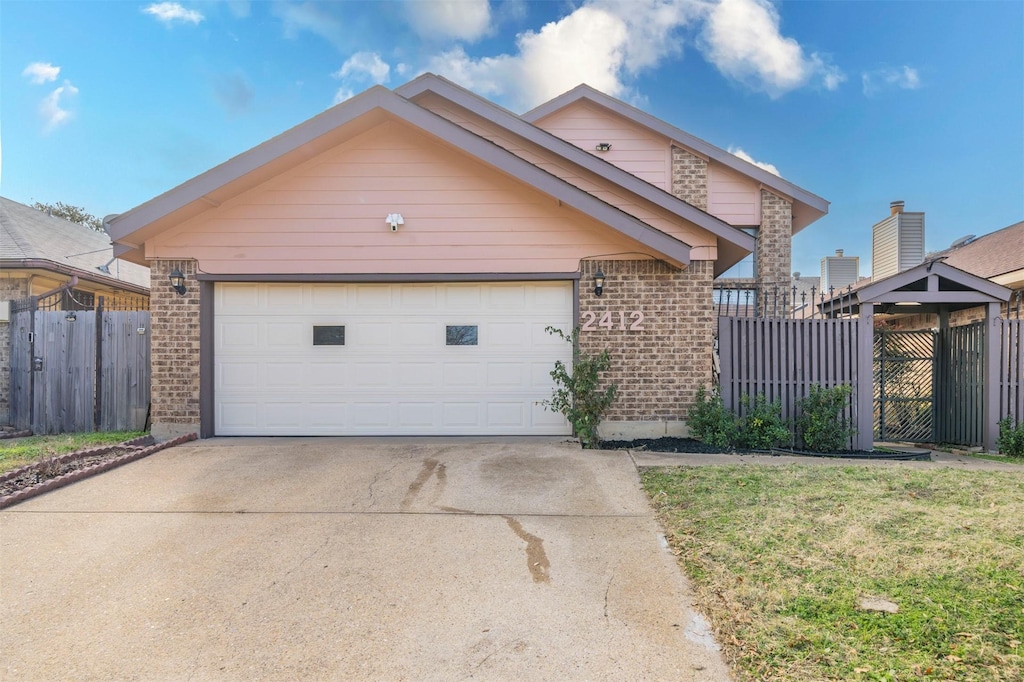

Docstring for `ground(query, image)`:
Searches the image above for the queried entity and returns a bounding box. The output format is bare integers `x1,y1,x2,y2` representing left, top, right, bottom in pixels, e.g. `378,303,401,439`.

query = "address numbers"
581,310,645,331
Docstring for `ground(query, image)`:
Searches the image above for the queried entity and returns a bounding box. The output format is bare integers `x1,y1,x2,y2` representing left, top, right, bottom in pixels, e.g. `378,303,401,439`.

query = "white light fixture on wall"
385,213,404,231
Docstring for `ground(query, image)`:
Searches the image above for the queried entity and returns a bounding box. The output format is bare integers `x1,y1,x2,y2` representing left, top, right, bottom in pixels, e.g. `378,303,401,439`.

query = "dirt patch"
0,434,197,508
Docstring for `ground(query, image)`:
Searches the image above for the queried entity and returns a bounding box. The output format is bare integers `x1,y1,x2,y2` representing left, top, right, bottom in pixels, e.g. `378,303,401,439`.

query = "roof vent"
949,234,976,249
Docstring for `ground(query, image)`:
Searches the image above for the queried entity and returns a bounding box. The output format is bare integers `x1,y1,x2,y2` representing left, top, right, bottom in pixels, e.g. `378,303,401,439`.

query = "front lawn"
0,431,146,475
643,465,1024,681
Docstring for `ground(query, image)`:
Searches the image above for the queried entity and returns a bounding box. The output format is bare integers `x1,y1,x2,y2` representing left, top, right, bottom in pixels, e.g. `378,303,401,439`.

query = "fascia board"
522,85,830,220
856,261,1011,303
397,75,754,254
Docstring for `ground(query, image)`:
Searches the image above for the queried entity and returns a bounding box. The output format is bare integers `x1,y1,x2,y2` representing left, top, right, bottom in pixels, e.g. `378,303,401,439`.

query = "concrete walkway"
0,438,730,681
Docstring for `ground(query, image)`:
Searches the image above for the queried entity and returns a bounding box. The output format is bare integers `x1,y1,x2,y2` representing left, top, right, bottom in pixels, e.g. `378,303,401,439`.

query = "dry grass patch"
643,465,1024,681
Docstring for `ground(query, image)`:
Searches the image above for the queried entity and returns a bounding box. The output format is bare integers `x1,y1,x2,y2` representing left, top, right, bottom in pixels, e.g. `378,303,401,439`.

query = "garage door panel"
215,282,571,435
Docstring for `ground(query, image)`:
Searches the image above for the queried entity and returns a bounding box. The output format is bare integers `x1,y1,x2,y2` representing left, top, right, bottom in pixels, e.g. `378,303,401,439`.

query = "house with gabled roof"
1,196,150,424
105,74,828,440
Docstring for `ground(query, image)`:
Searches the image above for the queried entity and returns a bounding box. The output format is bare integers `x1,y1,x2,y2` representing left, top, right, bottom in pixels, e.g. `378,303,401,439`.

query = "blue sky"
2,0,1021,277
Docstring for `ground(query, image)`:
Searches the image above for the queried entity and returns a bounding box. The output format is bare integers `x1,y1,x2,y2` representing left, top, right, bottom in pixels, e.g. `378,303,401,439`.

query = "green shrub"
796,384,854,452
542,326,618,449
687,386,738,449
736,393,790,450
997,416,1024,458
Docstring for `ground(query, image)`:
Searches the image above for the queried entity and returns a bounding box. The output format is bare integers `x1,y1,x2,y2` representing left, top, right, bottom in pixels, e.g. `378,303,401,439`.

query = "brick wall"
0,278,31,424
757,189,793,291
670,146,708,211
149,260,201,439
578,259,714,439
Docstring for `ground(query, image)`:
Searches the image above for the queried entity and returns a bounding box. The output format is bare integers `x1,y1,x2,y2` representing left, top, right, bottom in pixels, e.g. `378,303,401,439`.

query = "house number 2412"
581,310,645,331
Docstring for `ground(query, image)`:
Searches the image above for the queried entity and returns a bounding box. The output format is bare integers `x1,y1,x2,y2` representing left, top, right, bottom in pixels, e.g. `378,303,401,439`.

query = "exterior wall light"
169,268,187,296
386,213,404,231
594,269,606,297
595,143,612,152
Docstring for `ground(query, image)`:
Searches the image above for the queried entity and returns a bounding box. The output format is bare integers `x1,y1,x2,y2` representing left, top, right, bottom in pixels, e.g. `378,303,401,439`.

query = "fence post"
93,296,104,431
984,302,1001,451
856,303,875,450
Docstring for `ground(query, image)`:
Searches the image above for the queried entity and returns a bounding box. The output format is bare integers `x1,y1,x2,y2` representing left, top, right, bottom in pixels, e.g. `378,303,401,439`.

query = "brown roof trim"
521,83,829,230
837,260,1011,308
196,272,582,283
0,258,150,295
395,74,755,254
109,85,692,268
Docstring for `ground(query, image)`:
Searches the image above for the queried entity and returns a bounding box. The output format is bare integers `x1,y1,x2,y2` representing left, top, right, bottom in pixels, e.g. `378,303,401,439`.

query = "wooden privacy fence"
1000,319,1024,424
9,300,150,434
718,317,861,449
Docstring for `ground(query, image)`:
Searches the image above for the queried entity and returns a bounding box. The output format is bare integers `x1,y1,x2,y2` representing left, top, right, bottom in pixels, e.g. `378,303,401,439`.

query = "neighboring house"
105,73,828,440
886,220,1024,329
0,196,151,424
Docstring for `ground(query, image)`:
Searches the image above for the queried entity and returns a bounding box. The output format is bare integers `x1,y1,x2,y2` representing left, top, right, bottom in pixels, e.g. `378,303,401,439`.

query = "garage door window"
446,325,478,346
313,325,345,346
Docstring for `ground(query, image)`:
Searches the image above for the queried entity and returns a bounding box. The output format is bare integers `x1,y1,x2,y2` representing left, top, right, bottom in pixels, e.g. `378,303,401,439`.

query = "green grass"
0,431,146,475
642,465,1024,681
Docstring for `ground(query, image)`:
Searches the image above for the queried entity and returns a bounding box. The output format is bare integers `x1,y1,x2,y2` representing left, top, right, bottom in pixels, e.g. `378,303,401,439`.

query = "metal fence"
8,296,150,434
713,283,857,318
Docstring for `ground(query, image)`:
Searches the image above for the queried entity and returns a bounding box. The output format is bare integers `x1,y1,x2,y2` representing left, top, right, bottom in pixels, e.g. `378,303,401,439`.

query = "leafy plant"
996,416,1024,458
736,393,790,450
687,385,738,448
796,384,854,452
542,326,618,449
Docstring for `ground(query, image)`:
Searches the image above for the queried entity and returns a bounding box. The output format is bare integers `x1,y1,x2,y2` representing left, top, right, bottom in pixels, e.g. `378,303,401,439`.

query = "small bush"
542,327,618,449
796,384,854,452
997,416,1024,458
736,394,790,450
688,386,738,449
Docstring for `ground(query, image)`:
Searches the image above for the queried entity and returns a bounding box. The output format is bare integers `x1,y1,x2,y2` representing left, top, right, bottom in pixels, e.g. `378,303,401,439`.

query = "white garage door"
214,282,573,436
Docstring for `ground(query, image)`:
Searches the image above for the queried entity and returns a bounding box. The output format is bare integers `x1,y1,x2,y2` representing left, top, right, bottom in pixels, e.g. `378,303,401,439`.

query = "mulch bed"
599,436,931,461
0,433,198,509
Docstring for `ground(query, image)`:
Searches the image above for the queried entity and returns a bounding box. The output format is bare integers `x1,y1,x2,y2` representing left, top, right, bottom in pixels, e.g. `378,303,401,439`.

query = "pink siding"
532,102,670,191
147,121,662,274
707,162,760,226
417,96,716,258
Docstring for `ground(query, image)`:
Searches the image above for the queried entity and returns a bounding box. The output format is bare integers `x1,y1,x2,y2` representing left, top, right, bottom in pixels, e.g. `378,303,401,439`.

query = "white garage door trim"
214,281,573,436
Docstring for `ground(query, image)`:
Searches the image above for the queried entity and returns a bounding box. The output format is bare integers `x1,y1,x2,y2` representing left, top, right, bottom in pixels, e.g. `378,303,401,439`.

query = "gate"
9,298,150,434
874,330,935,442
935,322,985,446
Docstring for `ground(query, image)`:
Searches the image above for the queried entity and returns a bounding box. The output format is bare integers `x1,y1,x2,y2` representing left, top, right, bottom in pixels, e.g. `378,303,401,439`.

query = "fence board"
7,307,150,434
1000,319,1024,424
717,316,860,449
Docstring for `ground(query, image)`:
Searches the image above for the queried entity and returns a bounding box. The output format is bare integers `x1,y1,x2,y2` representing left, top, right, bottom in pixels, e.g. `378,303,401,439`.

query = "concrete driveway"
0,438,730,681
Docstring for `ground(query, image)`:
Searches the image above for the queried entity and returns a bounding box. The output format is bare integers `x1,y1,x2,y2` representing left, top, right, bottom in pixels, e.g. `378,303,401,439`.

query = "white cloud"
143,2,204,25
332,52,391,104
40,81,79,132
427,6,633,110
729,147,780,176
421,0,843,111
406,0,492,42
22,62,60,84
700,0,844,98
335,52,391,84
862,65,921,96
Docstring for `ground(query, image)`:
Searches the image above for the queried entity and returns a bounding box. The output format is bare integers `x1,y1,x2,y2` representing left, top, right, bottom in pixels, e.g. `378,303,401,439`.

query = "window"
446,325,478,346
313,325,345,346
717,227,758,279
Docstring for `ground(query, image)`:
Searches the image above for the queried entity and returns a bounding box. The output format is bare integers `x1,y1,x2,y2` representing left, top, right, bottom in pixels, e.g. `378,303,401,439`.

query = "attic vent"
949,234,976,248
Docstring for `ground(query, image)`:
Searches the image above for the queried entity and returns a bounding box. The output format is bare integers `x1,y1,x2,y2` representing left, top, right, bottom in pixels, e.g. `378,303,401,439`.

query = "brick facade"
756,189,793,291
578,259,714,439
149,260,201,439
0,279,30,424
670,146,708,211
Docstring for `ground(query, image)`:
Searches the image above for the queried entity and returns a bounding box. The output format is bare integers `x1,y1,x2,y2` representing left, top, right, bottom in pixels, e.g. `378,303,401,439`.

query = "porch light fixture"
168,268,187,296
595,142,612,152
594,269,606,297
385,213,404,231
